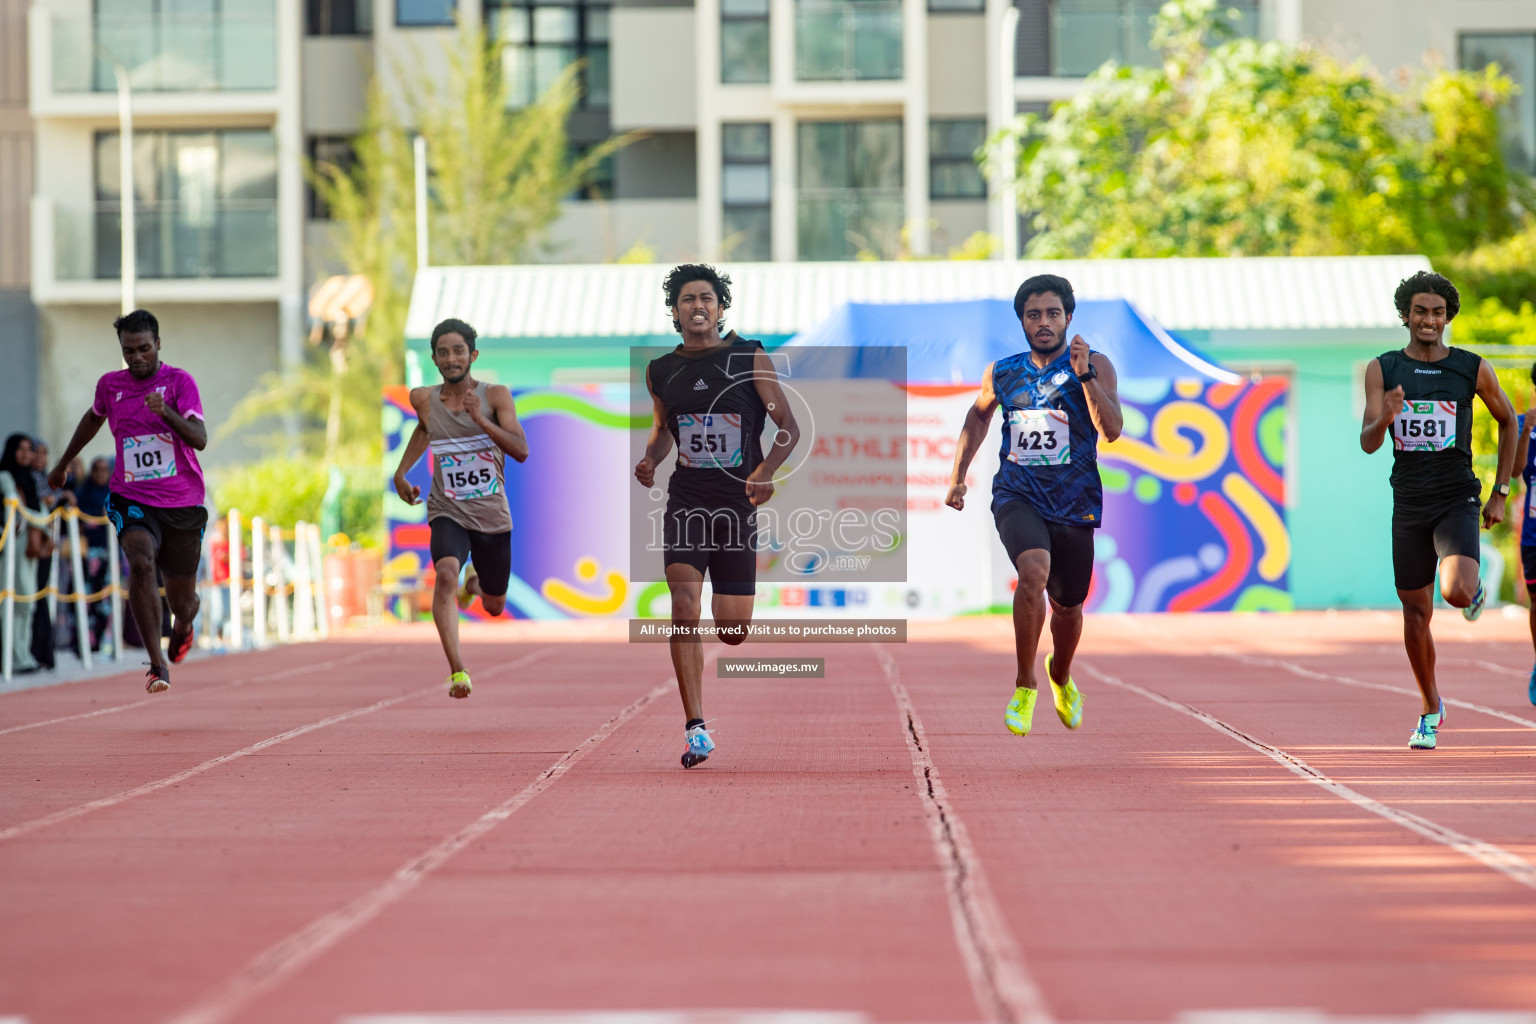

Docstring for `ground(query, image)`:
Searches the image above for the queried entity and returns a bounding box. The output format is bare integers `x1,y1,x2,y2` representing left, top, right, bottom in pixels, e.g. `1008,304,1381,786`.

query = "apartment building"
15,0,1536,461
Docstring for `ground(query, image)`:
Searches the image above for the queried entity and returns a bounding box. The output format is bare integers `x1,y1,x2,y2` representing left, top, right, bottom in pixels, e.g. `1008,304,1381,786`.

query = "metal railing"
48,12,278,93
2,502,333,683
54,200,279,281
795,0,903,81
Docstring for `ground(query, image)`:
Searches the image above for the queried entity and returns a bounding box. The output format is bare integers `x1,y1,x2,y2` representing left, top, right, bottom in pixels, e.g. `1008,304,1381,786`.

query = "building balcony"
29,7,280,118
32,195,282,305
795,0,902,82
797,188,903,260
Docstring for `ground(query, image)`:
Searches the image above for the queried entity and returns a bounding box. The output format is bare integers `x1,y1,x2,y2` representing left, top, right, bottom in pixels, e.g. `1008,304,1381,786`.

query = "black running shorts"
993,498,1095,608
429,517,511,598
1520,543,1536,594
1391,498,1481,592
662,502,757,596
105,492,208,579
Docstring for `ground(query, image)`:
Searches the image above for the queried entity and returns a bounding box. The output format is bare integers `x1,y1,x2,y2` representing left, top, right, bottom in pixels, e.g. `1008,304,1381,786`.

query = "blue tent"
779,298,1238,384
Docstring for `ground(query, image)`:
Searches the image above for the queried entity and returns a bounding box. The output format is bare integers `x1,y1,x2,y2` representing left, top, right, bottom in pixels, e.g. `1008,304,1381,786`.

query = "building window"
573,144,616,199
796,0,903,81
91,0,276,92
397,0,456,27
307,137,358,219
929,119,986,199
1461,33,1536,173
722,0,771,83
797,120,902,260
928,0,983,12
1048,0,1257,77
723,123,772,260
490,0,610,108
93,129,278,279
308,0,372,34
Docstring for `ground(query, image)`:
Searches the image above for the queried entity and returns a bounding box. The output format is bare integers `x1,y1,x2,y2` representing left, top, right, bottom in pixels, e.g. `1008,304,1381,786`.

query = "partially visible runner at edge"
945,274,1124,738
1359,271,1518,750
1507,360,1536,706
634,264,799,768
393,318,529,698
47,309,209,693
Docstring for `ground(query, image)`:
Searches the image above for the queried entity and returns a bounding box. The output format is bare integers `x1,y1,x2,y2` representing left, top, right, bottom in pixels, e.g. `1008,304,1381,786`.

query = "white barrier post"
3,502,15,682
108,522,123,661
251,515,266,648
67,510,91,670
271,523,289,643
310,523,329,639
46,513,60,625
292,520,314,638
228,508,243,649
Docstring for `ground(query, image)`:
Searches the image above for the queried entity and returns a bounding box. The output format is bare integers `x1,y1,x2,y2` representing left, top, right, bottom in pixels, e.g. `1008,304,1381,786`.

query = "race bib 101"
1393,401,1457,452
1008,409,1071,466
439,451,500,501
122,432,177,483
677,413,743,469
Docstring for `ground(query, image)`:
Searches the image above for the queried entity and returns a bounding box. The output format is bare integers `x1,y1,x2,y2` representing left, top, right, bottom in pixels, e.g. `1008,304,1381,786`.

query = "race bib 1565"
439,451,500,501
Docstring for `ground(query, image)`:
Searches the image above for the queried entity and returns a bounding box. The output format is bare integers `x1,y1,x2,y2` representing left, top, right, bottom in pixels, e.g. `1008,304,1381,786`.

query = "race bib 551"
677,413,744,469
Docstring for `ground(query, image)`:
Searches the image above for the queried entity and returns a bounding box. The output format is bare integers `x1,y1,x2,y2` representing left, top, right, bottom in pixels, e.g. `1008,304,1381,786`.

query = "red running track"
1,612,1534,1024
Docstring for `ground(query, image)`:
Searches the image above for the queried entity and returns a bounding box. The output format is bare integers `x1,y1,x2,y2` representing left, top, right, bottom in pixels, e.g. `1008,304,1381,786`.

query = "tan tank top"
425,381,513,533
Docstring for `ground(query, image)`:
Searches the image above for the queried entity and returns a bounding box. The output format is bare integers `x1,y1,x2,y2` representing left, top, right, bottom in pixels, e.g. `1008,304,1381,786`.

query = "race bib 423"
1008,409,1071,466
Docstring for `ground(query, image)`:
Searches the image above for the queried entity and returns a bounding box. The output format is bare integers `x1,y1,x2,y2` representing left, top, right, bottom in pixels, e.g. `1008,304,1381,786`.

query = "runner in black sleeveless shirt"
1360,271,1517,750
635,264,799,768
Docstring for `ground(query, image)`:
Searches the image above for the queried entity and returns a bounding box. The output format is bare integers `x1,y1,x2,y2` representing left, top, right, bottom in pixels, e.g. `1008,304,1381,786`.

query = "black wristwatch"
1075,362,1098,383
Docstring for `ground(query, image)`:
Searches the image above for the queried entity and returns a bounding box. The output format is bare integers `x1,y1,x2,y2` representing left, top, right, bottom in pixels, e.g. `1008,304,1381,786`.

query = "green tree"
993,0,1528,259
218,23,626,538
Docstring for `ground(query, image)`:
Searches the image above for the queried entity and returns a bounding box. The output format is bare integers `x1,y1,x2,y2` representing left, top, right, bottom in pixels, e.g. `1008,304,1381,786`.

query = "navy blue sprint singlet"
989,348,1103,527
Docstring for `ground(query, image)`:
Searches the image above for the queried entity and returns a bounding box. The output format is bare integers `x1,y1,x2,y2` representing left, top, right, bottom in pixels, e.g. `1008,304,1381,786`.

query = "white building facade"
17,0,1536,459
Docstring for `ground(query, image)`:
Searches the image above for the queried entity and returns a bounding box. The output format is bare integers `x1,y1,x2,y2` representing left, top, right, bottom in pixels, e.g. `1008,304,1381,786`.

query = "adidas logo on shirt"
693,379,709,390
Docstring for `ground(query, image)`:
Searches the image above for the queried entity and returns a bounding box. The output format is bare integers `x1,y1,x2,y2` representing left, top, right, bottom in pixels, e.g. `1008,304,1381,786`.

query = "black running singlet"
648,334,769,509
1378,346,1481,509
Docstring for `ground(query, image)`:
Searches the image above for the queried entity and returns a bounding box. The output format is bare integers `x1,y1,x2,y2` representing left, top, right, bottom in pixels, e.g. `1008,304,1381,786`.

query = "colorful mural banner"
383,384,665,622
1089,376,1290,613
384,375,1289,620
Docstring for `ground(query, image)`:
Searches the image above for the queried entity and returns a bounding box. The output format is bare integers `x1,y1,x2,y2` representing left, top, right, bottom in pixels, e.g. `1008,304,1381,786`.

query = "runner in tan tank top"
392,319,529,699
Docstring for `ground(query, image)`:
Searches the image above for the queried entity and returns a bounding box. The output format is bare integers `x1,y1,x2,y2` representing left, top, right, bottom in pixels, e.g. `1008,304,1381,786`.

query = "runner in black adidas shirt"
635,264,799,768
1360,271,1517,749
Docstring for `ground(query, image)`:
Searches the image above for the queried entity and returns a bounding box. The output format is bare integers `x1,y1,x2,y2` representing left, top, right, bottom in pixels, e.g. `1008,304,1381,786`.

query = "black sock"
686,718,705,731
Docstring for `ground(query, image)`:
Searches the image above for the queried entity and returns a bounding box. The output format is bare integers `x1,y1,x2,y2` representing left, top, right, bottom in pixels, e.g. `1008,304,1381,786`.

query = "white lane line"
1079,662,1536,893
163,660,700,1024
0,648,553,842
0,649,383,738
874,646,1052,1024
1213,650,1536,732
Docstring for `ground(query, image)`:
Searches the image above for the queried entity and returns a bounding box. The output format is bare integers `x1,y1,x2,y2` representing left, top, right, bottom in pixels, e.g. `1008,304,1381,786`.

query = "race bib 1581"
1007,409,1071,466
1393,401,1457,452
122,432,177,483
439,451,500,501
677,413,744,469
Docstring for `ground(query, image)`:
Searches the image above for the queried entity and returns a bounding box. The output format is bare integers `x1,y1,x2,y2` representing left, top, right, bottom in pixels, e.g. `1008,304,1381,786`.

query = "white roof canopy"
405,255,1433,340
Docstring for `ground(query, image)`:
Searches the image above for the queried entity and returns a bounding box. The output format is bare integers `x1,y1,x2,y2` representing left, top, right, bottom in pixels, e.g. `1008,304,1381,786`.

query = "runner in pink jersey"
49,310,209,694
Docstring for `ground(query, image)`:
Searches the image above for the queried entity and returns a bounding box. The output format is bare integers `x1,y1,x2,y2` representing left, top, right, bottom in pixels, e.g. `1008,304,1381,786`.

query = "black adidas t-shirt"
1378,346,1482,510
648,334,768,509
